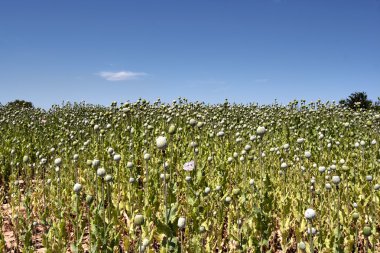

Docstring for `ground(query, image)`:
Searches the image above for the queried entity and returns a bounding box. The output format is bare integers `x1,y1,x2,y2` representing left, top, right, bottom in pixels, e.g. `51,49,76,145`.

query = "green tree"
5,99,34,109
340,92,372,110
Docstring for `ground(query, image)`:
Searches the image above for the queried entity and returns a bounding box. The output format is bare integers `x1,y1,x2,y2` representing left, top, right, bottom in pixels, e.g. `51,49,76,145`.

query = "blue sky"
0,0,379,108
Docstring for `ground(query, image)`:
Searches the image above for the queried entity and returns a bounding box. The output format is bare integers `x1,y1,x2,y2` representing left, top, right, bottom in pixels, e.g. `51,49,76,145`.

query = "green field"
0,100,379,252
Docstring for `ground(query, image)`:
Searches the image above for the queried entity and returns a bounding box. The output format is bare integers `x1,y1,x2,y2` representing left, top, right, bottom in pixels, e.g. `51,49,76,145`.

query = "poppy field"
0,99,379,252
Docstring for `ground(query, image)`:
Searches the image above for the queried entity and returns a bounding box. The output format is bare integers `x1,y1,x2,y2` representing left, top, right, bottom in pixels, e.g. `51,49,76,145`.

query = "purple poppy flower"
183,161,195,171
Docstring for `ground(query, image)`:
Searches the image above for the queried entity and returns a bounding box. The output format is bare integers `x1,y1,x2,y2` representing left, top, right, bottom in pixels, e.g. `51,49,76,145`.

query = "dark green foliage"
340,92,372,110
5,99,34,109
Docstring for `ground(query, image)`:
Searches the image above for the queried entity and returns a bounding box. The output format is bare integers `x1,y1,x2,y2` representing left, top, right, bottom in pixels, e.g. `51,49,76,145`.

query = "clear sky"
1,0,379,108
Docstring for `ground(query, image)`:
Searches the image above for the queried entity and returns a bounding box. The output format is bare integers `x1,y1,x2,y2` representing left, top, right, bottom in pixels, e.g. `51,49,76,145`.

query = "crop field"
0,99,379,253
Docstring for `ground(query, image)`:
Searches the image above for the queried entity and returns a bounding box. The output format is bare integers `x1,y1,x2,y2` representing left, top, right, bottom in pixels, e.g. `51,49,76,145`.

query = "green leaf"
156,220,174,238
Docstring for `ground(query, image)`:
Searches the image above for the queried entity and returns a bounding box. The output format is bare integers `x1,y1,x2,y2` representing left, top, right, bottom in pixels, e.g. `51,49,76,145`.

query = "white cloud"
98,71,146,81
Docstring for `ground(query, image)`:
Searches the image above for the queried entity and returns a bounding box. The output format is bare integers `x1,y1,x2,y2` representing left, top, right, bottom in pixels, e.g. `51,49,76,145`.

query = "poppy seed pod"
143,153,151,160
73,183,82,193
178,217,186,229
54,158,62,166
105,174,113,182
113,154,121,162
189,119,197,126
304,208,316,220
332,176,340,185
307,227,317,235
298,241,306,250
256,126,266,136
318,166,326,173
297,138,305,144
363,226,371,237
232,188,240,195
168,124,176,134
92,159,100,168
23,155,29,163
86,195,94,205
134,214,144,226
142,238,150,247
97,168,106,178
156,136,167,150
190,141,198,148
107,147,114,155
217,131,224,137
237,219,242,227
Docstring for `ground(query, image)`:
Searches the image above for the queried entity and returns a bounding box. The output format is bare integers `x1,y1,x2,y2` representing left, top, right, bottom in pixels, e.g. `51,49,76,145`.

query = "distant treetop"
339,91,372,110
5,99,34,109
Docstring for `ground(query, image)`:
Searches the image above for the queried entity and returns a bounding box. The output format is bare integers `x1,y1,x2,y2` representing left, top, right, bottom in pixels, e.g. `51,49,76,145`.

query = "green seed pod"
86,195,94,205
363,226,371,237
168,124,176,134
134,214,145,226
352,212,359,220
23,155,29,163
232,188,240,196
298,241,306,250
